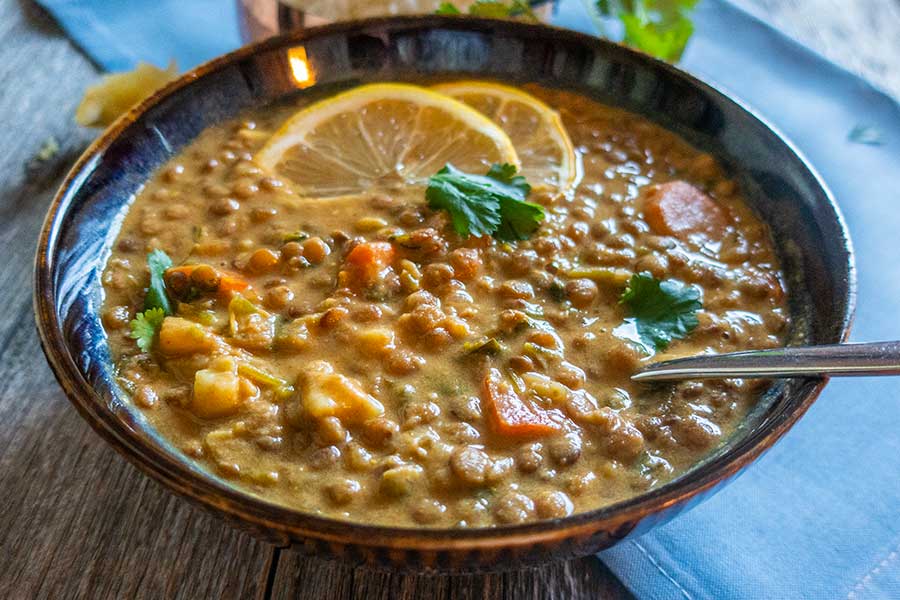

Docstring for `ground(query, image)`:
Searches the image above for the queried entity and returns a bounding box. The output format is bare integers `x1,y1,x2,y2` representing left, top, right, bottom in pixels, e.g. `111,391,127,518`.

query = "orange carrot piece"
343,241,395,287
644,181,728,240
218,272,250,293
481,368,562,438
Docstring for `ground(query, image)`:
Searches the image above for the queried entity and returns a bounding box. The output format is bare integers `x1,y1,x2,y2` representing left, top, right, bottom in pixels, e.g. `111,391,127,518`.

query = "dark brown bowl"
34,16,855,571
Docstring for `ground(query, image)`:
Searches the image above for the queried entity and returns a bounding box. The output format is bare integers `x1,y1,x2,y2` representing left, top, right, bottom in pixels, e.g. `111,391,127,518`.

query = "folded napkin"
38,0,900,597
36,0,239,71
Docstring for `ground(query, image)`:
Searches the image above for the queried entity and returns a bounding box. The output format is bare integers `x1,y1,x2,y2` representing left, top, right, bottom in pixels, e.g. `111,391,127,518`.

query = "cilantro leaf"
620,10,694,62
129,307,166,352
436,0,537,21
484,163,543,241
596,0,698,62
468,1,513,17
426,164,502,237
144,249,173,315
426,163,544,240
619,272,701,351
435,2,462,14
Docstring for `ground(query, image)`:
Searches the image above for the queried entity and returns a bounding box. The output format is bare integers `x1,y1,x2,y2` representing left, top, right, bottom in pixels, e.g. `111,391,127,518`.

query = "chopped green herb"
619,272,701,351
470,0,537,19
563,266,631,287
144,249,173,315
238,363,294,398
548,280,567,302
281,230,310,242
468,1,515,17
491,164,544,241
129,307,166,352
848,124,884,146
436,0,537,20
596,0,698,62
463,337,505,356
522,341,563,365
435,1,462,14
390,232,426,249
426,163,544,241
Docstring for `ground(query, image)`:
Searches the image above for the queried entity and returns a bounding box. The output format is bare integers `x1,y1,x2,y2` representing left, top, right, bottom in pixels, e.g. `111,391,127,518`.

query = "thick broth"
101,85,787,527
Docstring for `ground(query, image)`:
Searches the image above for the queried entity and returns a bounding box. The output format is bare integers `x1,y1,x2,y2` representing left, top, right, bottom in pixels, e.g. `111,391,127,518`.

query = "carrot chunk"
217,273,251,293
341,241,395,288
481,368,562,438
643,181,728,240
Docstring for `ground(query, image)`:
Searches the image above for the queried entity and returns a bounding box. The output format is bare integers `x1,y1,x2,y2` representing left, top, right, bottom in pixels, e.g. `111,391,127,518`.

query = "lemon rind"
256,83,519,174
432,80,577,191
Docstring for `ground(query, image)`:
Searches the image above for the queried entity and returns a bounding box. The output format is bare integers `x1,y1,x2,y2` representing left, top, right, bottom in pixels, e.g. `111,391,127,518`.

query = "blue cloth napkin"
38,0,900,597
36,0,239,71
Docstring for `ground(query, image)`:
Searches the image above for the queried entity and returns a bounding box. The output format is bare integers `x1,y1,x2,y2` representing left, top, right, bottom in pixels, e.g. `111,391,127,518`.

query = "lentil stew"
100,83,787,528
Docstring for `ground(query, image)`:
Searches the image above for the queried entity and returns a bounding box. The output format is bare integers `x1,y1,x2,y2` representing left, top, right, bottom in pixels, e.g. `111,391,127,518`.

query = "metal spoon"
632,341,900,382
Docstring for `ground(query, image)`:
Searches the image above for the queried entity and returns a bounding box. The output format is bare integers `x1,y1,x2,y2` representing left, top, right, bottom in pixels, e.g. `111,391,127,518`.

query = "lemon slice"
432,81,578,191
256,83,519,197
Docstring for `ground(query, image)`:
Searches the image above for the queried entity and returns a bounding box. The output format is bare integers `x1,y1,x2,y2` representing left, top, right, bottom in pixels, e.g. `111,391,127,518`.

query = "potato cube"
228,296,276,350
380,464,424,497
193,360,241,418
356,328,395,357
159,317,214,356
301,360,384,424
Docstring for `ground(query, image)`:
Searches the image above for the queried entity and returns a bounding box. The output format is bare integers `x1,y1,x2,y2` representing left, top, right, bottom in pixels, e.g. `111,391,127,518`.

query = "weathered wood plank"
0,3,274,599
269,553,631,600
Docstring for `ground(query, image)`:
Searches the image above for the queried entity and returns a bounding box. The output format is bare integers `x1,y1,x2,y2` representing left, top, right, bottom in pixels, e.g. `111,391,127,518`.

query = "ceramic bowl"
34,16,855,571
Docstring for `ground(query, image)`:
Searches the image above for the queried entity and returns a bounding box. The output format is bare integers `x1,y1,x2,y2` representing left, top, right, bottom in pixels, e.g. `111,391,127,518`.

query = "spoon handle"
632,341,900,382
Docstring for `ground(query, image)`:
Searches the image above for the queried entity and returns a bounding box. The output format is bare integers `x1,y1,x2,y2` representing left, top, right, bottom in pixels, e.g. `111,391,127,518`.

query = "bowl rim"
34,15,856,550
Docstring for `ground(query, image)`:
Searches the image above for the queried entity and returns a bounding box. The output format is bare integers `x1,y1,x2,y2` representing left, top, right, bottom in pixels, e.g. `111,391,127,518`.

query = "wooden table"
1,1,896,598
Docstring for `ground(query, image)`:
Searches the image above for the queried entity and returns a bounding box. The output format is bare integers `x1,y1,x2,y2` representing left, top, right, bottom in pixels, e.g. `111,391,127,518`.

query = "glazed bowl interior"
35,16,854,559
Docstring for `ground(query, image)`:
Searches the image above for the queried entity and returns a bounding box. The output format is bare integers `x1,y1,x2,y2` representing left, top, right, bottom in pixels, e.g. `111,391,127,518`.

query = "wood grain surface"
0,0,895,598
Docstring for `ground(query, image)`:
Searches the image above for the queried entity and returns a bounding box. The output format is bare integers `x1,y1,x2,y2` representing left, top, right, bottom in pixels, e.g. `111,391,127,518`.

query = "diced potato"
159,317,215,356
228,295,276,350
356,328,395,357
301,360,384,424
276,318,310,352
193,359,241,418
521,371,571,405
380,464,424,497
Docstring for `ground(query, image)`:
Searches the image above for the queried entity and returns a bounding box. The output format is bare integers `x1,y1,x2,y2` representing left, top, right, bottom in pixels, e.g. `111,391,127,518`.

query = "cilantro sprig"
436,0,538,21
129,307,166,352
426,163,544,241
596,0,698,62
144,249,173,314
128,250,174,352
619,272,701,351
